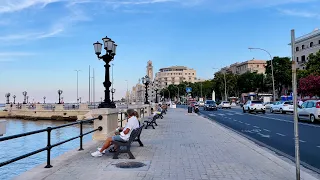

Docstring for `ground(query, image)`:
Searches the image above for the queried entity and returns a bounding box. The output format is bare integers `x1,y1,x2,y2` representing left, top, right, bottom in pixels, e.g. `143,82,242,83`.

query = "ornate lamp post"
93,36,117,108
26,96,29,104
79,97,82,103
13,95,16,104
57,89,63,104
61,97,64,103
22,91,27,104
142,75,150,104
5,93,10,104
111,88,116,102
43,96,46,104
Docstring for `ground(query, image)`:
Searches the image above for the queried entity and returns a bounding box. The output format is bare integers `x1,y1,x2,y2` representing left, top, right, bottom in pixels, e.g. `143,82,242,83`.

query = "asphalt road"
178,105,320,172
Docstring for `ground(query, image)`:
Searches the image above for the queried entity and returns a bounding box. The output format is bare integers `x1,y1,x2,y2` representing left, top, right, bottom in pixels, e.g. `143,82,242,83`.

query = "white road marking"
226,113,234,116
238,121,243,124
257,133,270,138
276,133,286,137
218,114,225,116
233,120,237,122
245,123,250,126
263,129,270,132
293,138,306,143
235,112,243,115
253,126,260,129
208,114,216,117
317,146,320,148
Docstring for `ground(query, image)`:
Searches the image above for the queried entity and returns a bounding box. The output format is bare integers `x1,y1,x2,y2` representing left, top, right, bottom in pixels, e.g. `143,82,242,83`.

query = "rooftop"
159,66,189,71
295,28,320,43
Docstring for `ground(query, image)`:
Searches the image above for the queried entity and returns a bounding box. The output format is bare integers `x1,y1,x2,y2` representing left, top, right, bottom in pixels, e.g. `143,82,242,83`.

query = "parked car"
297,100,320,123
198,101,205,107
243,100,266,113
263,101,274,109
218,101,231,109
270,101,293,114
204,100,217,111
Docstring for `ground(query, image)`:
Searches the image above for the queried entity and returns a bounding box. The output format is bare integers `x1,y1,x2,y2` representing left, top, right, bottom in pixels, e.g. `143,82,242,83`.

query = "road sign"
186,87,192,93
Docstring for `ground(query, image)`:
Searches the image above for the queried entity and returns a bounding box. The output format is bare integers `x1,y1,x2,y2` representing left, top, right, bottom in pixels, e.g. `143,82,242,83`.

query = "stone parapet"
91,108,119,141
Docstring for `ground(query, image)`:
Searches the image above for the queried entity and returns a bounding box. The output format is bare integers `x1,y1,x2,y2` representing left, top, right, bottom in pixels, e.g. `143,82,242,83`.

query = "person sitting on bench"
153,104,162,116
91,109,140,157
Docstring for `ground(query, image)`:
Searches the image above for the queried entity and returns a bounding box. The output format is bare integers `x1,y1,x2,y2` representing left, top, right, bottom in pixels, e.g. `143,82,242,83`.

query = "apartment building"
217,59,267,75
154,66,198,89
293,28,320,69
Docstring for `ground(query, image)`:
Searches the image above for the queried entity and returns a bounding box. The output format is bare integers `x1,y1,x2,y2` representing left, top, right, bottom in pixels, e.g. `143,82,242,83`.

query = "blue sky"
0,0,319,103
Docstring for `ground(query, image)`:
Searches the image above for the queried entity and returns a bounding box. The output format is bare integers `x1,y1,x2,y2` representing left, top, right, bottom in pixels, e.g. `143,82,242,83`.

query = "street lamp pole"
142,75,150,104
22,91,27,104
13,95,16,104
93,36,117,108
57,90,63,104
43,96,46,104
248,47,276,101
5,93,10,104
75,70,80,103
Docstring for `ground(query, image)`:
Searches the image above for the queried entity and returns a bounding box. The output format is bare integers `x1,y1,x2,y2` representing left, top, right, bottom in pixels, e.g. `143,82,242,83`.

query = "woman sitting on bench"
91,109,140,157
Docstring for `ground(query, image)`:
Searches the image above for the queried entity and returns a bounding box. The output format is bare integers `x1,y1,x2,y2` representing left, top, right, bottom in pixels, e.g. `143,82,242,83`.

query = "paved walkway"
15,108,319,180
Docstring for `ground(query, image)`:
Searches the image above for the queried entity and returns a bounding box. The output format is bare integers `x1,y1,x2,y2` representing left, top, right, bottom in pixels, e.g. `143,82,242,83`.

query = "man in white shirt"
91,109,140,157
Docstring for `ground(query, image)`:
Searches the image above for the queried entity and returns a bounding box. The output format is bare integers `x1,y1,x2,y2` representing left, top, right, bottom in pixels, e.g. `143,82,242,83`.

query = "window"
306,102,314,108
192,73,194,75
302,45,305,49
301,55,306,62
257,65,259,67
310,42,314,47
296,47,299,51
296,57,299,62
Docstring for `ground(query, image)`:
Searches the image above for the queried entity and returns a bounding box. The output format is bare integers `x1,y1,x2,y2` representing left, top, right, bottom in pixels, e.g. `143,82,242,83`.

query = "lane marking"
233,120,237,122
253,126,260,128
263,129,270,132
238,121,243,124
293,138,306,143
245,123,250,126
226,113,234,116
276,133,286,137
257,133,270,138
218,114,225,116
317,146,320,148
208,114,216,117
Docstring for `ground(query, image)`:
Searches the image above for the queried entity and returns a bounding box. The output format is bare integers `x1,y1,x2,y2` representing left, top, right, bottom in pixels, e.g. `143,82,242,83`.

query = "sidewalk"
15,108,319,180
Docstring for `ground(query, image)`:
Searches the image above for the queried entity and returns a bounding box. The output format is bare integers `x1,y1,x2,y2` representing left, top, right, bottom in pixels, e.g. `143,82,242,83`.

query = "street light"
26,96,29,104
5,93,10,104
93,36,117,108
111,88,115,102
75,70,81,103
248,47,276,101
79,97,82,103
154,81,159,103
43,96,46,104
142,75,150,104
13,95,16,104
22,91,27,104
57,89,63,104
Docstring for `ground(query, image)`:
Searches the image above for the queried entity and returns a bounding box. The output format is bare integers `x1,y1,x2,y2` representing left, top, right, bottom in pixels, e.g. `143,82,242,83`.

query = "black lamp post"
111,88,116,102
26,96,29,104
79,97,82,103
142,75,150,104
58,89,63,104
13,95,16,104
93,36,117,108
155,89,159,103
22,91,27,104
43,96,46,104
5,93,10,104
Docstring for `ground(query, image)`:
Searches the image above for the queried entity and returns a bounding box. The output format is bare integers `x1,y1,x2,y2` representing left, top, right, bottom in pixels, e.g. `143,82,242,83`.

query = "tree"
265,57,292,98
298,75,320,97
305,50,320,75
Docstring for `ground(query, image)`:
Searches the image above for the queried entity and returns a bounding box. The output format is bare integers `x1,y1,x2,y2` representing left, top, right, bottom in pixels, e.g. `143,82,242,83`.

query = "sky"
0,0,319,103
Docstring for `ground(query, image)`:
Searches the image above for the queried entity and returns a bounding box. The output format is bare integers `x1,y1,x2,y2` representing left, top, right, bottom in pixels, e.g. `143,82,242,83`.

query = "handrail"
0,115,103,168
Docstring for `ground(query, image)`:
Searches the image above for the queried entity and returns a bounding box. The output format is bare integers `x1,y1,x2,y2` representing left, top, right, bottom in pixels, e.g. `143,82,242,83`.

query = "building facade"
217,59,267,75
293,28,320,69
154,66,199,89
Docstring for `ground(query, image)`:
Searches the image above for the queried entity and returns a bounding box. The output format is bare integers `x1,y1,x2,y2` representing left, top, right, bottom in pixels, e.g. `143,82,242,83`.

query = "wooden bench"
144,114,159,129
112,124,145,159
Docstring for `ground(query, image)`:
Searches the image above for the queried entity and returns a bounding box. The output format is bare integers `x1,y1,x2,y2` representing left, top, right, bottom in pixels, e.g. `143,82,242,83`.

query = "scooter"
194,104,200,113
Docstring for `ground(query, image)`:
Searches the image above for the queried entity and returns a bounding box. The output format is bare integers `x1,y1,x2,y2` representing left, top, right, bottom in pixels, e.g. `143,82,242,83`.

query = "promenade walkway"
15,108,319,180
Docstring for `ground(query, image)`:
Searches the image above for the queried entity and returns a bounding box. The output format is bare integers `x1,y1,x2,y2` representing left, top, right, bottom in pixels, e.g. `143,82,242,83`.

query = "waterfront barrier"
0,120,6,136
0,115,103,168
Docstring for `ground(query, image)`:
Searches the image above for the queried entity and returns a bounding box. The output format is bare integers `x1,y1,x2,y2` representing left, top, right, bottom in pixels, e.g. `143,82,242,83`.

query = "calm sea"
0,119,93,180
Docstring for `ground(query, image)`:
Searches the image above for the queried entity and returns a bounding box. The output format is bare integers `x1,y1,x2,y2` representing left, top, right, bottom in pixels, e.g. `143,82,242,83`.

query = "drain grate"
114,162,146,169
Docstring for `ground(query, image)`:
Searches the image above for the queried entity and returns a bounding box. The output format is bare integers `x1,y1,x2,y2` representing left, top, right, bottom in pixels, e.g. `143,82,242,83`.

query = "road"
179,105,320,172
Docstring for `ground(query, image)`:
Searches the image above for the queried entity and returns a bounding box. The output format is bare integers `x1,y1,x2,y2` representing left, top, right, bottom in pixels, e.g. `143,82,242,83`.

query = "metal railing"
0,115,103,168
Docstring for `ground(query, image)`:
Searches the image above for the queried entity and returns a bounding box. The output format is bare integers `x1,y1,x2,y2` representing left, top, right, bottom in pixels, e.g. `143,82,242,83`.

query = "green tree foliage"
305,50,320,75
265,56,292,98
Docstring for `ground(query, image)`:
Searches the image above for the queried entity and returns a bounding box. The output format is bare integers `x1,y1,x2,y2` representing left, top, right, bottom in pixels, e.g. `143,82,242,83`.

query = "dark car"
204,100,217,111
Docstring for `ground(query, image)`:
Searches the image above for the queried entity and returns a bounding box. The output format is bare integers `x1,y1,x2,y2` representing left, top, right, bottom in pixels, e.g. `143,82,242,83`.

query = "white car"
219,101,231,109
270,101,293,114
298,100,320,123
198,101,205,107
263,102,275,109
243,100,266,113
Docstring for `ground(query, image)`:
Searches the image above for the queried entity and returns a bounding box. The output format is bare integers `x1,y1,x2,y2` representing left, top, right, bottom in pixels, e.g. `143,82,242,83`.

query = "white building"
293,28,320,69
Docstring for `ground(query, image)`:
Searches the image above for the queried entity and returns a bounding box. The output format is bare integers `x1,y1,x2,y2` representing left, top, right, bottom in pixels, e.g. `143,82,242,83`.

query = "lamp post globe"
5,93,10,104
93,36,117,108
57,89,63,104
43,96,46,104
13,95,16,104
22,91,27,104
111,88,116,102
142,75,150,104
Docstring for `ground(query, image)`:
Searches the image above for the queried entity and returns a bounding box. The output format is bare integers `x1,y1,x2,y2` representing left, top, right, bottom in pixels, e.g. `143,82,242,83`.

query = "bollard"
0,120,6,136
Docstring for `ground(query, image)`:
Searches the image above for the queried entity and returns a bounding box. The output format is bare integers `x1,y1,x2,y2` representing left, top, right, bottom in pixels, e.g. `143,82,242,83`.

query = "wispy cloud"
0,52,35,62
0,0,64,14
278,8,320,19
